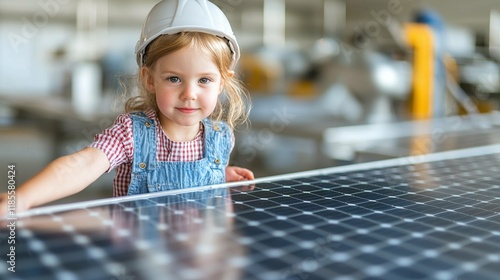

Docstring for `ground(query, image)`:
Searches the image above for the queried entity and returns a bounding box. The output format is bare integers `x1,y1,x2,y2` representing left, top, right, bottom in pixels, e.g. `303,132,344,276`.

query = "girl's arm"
0,147,109,216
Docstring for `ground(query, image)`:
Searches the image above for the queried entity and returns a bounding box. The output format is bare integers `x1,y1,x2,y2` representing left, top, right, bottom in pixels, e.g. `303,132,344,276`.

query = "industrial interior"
1,0,500,279
2,0,499,203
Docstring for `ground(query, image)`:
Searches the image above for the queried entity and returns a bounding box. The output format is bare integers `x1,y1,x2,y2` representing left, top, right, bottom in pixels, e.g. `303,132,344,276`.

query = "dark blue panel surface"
1,150,500,280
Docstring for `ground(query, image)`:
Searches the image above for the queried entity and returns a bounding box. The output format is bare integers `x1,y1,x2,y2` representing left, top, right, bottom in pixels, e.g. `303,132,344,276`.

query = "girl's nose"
180,83,197,100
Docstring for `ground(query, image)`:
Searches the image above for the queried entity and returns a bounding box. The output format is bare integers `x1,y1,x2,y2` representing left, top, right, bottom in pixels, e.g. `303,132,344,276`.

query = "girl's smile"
176,107,199,114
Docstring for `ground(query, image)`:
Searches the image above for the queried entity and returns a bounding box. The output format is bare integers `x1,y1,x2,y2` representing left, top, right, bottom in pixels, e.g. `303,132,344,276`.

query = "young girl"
0,0,254,215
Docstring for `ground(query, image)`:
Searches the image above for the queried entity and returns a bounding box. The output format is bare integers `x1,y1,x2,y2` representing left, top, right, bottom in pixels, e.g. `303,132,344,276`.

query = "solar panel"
1,144,500,280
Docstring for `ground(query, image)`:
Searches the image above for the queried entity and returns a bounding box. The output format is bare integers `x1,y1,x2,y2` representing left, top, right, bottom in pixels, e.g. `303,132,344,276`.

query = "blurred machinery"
235,7,500,173
243,9,500,124
316,8,500,162
316,46,412,123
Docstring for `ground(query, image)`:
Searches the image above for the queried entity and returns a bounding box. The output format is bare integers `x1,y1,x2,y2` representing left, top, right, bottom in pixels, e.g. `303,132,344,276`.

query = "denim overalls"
127,112,231,195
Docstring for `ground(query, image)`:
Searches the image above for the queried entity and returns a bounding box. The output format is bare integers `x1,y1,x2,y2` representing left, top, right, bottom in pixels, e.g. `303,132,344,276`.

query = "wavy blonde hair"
125,32,250,130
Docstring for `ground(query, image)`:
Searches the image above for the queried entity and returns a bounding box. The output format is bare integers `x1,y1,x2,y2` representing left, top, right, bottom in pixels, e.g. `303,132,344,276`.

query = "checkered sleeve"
88,113,134,172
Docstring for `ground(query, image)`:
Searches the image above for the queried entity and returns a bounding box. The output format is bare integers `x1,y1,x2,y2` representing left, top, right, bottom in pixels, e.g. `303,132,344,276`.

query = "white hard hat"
135,0,240,68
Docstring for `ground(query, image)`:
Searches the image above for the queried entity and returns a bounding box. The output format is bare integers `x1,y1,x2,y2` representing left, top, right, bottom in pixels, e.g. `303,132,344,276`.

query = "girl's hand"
225,166,254,182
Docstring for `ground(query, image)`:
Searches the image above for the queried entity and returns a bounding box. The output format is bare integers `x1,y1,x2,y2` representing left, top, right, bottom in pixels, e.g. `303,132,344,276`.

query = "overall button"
145,122,151,128
139,162,147,169
214,159,221,165
214,125,220,131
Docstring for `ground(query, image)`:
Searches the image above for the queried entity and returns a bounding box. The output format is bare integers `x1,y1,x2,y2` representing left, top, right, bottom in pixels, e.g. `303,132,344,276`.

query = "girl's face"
144,45,223,134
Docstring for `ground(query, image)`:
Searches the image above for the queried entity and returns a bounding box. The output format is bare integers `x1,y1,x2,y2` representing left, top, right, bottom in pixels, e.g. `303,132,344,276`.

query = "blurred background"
1,0,499,204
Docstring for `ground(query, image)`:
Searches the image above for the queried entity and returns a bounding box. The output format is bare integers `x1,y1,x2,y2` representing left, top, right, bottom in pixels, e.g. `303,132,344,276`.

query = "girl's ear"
141,67,155,92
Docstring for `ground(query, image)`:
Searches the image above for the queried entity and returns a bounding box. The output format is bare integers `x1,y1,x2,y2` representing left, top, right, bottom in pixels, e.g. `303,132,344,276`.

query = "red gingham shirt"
90,109,210,197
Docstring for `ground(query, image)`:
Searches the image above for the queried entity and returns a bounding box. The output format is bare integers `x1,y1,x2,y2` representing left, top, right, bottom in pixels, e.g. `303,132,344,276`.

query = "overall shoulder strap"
129,112,157,172
202,118,232,166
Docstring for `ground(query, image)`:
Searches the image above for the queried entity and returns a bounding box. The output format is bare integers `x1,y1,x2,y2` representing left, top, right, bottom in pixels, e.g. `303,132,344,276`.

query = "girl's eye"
199,77,211,84
168,77,180,83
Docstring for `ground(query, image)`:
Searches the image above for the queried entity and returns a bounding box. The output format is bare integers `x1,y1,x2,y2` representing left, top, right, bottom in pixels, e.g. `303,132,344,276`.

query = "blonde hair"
125,32,250,130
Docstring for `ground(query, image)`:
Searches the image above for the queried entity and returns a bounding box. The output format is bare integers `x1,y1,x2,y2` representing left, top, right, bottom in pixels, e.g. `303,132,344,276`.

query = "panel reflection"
8,187,254,280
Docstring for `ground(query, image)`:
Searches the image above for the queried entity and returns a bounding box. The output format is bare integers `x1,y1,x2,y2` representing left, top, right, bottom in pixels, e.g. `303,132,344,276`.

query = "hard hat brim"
135,26,240,69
